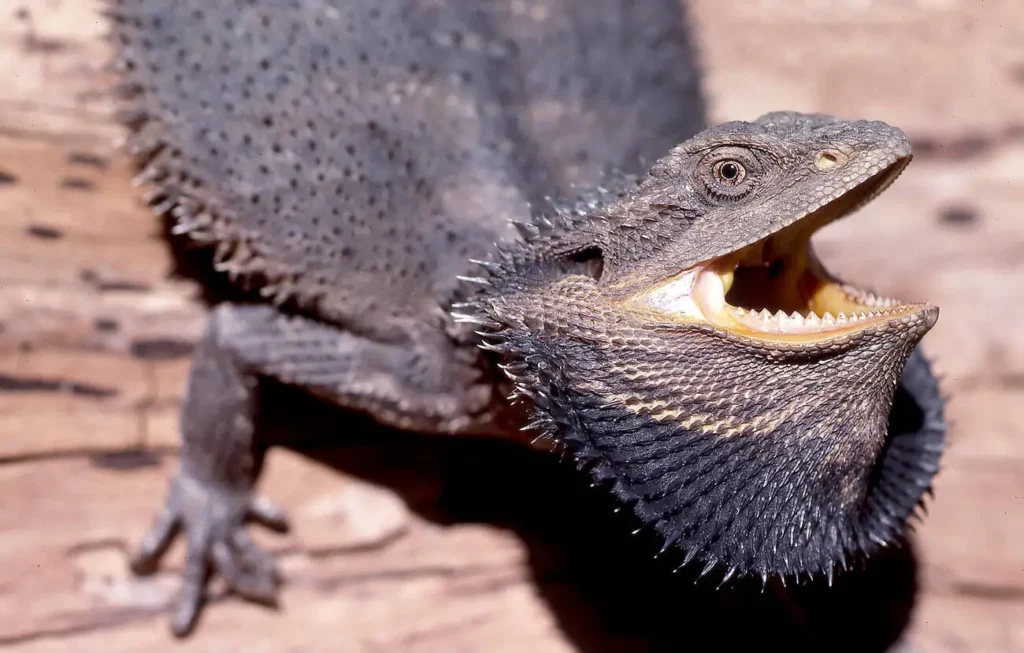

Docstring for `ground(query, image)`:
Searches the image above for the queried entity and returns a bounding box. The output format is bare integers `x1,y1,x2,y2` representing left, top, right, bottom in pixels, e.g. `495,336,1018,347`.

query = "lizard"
104,0,947,638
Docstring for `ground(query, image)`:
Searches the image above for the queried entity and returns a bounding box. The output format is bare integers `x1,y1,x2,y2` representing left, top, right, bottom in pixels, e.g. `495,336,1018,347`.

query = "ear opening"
561,246,605,281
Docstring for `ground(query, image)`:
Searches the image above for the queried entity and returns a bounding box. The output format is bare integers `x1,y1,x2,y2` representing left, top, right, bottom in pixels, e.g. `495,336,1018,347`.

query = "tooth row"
731,307,893,334
839,283,902,308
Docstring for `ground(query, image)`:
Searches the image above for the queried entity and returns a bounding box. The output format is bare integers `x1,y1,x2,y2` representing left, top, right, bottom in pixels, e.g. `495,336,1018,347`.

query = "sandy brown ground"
1,1,1022,651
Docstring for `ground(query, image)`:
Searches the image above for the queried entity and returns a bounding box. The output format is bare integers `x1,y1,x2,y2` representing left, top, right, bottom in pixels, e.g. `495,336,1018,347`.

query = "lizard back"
111,0,706,339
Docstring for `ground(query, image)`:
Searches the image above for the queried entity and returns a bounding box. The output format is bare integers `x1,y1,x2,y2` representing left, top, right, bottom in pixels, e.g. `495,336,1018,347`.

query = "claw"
131,507,181,576
172,526,212,638
130,473,287,638
212,541,279,606
232,530,281,581
247,495,290,533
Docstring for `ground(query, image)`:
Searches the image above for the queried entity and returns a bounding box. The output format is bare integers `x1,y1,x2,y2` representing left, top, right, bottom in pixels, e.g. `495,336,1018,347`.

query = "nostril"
814,150,845,171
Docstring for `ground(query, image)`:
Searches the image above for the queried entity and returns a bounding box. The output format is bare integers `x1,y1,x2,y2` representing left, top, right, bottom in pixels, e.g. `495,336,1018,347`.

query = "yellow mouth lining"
632,157,933,344
686,246,923,342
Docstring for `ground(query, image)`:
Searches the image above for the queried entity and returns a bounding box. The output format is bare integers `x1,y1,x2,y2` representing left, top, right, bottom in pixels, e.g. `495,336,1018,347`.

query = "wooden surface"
1,1,1022,651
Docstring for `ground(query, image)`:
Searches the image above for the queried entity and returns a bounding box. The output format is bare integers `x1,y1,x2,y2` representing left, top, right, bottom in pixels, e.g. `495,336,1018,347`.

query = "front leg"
131,302,494,636
131,304,289,636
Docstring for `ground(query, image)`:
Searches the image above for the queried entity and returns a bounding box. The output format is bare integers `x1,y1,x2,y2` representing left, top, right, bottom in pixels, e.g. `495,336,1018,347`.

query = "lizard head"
460,111,945,583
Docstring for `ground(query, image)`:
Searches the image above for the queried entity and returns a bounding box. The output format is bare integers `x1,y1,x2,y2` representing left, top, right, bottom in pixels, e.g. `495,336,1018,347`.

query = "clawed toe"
130,507,181,576
166,527,281,638
247,495,290,533
212,539,281,605
129,474,286,638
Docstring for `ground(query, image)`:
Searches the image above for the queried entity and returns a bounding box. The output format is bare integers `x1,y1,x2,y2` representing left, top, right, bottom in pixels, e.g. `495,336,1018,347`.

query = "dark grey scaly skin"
105,0,946,639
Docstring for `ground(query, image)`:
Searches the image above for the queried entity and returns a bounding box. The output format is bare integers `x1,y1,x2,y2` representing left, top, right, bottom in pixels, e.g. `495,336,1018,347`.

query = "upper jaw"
631,153,939,346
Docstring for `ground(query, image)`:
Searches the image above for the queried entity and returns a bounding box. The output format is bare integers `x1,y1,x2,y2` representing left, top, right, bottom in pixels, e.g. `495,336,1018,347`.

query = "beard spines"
853,349,946,552
478,315,946,588
539,381,847,578
535,384,935,586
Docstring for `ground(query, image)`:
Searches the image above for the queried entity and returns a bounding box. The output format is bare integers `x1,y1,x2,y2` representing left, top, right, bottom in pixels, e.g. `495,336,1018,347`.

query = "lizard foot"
129,472,289,637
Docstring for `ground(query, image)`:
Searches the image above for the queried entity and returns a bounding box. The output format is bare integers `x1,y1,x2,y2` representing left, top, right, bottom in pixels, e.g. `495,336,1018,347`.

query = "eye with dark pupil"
713,159,746,186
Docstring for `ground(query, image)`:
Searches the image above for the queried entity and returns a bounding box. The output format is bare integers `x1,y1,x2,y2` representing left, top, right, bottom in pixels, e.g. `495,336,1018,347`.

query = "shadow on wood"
256,377,920,653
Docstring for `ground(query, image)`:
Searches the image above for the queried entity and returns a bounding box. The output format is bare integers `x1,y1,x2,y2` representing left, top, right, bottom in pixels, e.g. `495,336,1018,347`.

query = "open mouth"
638,155,935,343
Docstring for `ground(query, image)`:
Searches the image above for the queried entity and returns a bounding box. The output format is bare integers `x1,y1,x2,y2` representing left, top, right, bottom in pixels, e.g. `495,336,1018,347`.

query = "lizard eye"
696,147,762,202
713,160,746,186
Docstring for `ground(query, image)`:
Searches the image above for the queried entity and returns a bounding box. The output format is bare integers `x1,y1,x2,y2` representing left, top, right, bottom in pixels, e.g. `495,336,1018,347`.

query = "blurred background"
0,1,1021,651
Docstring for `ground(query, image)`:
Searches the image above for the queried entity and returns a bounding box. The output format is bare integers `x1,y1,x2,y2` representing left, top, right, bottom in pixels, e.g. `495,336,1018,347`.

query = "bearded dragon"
105,0,946,637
